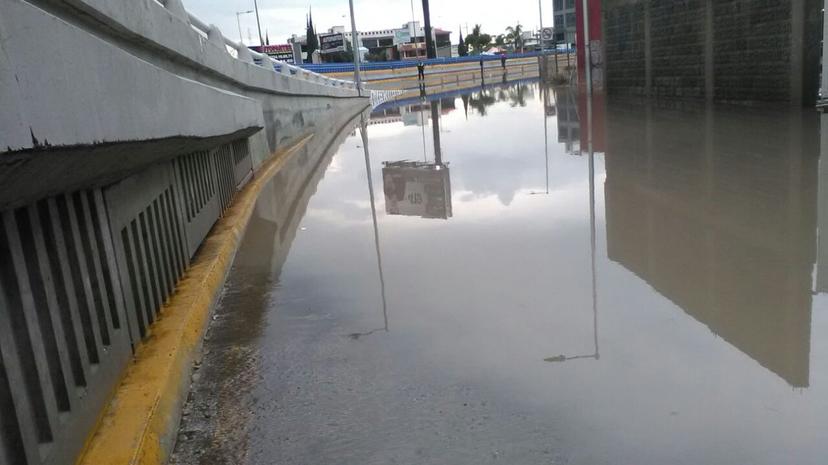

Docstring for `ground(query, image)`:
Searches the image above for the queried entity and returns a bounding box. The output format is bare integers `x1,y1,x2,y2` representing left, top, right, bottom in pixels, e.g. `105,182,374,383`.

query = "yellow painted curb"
76,134,315,465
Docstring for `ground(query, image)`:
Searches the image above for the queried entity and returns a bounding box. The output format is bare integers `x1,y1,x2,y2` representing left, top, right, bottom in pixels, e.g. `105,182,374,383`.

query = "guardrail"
299,49,576,74
156,0,362,93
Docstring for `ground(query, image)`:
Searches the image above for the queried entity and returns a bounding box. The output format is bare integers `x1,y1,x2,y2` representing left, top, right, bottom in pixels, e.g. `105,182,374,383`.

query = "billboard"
250,44,295,63
382,161,452,219
320,32,346,53
394,29,411,45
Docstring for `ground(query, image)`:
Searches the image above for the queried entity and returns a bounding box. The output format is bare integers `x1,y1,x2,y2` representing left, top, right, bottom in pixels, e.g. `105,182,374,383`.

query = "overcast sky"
182,0,551,45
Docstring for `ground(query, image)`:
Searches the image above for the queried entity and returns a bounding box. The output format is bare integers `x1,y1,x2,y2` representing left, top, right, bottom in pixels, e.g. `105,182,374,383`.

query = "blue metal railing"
297,50,575,74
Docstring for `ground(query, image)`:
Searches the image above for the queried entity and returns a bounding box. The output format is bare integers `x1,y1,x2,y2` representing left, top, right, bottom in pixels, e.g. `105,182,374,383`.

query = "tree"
495,34,505,46
457,31,467,56
465,24,492,54
505,23,524,53
305,9,318,62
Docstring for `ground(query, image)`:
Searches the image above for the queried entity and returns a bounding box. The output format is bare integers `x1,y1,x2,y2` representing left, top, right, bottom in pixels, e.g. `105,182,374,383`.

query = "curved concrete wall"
0,0,369,208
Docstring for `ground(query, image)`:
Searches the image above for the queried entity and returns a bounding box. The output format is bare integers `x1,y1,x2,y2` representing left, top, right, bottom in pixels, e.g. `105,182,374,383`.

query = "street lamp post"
236,10,254,45
348,0,363,95
538,0,545,56
252,0,264,47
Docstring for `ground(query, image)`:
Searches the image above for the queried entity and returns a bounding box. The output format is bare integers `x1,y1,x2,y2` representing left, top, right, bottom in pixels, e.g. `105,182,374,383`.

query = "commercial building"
553,0,577,46
292,21,452,63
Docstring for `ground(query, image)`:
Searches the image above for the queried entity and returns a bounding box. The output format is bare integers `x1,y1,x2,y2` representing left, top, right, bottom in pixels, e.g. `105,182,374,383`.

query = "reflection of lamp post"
530,83,550,195
431,103,443,165
348,114,389,340
236,10,254,44
544,83,599,364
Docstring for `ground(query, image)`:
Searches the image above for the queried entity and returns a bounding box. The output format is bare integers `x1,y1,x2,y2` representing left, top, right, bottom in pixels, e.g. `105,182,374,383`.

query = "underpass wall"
0,1,369,464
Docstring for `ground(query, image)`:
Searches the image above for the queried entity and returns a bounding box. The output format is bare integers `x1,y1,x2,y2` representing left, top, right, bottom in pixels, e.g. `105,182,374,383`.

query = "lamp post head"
543,355,567,362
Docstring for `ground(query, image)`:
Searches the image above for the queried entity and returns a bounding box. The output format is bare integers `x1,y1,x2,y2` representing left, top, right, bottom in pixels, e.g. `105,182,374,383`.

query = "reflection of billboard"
320,33,345,53
382,161,452,219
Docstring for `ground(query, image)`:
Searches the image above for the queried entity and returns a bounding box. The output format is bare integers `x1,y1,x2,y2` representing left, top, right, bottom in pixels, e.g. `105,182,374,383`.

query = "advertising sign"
250,44,295,63
394,30,411,45
320,32,346,53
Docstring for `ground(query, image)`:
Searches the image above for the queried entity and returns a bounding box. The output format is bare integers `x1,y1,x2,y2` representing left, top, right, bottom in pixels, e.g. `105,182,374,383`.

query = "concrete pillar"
643,1,652,96
704,0,714,102
790,0,805,106
816,116,828,292
822,3,828,102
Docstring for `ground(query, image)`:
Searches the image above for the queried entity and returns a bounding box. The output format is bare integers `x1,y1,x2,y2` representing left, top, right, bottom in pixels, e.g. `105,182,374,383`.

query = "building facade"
291,22,452,62
553,0,577,46
600,0,822,105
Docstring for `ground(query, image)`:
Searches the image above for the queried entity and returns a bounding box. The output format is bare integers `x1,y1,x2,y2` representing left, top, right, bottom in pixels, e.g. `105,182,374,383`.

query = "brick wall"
601,0,822,104
712,0,792,102
604,2,647,94
651,0,706,98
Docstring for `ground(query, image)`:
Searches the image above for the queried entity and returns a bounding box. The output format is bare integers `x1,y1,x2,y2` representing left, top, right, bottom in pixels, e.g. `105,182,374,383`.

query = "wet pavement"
170,80,828,465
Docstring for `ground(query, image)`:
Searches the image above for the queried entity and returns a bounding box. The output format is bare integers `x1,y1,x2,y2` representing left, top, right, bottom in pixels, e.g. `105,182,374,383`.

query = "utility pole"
348,0,363,95
421,0,436,59
538,0,545,76
252,0,264,47
236,10,253,45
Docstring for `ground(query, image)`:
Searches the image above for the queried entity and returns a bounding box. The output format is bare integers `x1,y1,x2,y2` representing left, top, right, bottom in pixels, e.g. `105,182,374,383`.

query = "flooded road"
171,80,828,465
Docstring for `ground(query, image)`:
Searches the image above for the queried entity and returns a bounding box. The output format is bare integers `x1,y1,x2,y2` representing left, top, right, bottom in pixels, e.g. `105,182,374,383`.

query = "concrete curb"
75,134,315,465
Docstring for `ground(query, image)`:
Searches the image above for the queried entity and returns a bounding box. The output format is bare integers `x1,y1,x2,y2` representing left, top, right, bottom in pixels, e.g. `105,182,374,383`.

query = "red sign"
575,0,605,153
250,44,295,63
575,0,603,92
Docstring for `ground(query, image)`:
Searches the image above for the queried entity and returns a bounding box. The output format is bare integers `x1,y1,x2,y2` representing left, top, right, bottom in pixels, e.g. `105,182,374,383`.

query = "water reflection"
553,87,581,154
380,91,453,220
546,85,600,365
603,101,818,388
348,115,389,339
180,78,828,465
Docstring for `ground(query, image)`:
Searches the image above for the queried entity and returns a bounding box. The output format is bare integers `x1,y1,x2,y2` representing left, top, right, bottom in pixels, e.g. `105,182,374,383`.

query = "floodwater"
171,79,828,465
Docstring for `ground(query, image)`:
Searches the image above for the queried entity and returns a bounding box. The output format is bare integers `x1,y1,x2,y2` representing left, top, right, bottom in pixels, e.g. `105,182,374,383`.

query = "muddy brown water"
171,80,828,465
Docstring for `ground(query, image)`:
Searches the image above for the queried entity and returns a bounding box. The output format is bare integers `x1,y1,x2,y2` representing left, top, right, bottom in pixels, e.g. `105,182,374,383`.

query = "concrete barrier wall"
0,3,370,464
0,0,368,209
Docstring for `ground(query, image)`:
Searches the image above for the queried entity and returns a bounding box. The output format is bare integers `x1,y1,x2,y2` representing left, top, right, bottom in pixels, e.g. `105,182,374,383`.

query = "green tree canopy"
505,23,524,52
465,24,492,54
305,9,318,62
